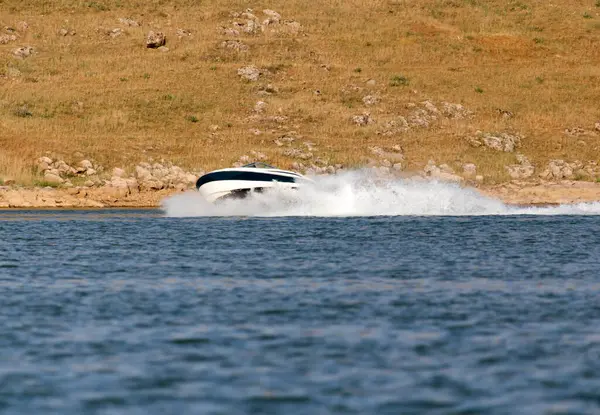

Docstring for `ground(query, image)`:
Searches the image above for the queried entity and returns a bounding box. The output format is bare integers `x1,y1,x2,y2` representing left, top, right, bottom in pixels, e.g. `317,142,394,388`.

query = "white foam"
162,170,600,217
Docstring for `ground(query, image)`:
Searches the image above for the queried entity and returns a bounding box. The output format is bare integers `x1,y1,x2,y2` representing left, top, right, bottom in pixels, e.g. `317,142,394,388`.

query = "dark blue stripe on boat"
196,171,297,189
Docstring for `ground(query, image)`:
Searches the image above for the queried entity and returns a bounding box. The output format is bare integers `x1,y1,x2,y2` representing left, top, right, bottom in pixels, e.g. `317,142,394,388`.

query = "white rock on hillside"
146,31,166,48
505,154,534,179
238,65,262,82
468,131,522,152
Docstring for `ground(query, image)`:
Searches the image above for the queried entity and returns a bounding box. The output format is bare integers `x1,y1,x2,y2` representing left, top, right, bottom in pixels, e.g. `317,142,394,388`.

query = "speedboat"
196,162,313,203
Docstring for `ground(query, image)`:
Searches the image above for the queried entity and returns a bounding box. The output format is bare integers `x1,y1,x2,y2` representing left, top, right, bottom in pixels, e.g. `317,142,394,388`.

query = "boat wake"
162,170,600,217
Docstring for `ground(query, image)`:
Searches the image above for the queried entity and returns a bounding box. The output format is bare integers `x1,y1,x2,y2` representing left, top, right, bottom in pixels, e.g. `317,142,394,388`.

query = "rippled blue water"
1,210,600,414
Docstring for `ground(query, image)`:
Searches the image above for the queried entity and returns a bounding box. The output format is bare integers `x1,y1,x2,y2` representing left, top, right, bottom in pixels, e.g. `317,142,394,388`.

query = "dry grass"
1,0,599,184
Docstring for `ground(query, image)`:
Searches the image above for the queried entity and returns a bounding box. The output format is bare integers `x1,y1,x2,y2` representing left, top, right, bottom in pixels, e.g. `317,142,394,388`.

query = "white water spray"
162,170,600,217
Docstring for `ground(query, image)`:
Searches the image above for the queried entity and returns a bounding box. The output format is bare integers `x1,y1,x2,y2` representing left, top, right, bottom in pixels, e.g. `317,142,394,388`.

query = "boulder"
238,65,261,82
80,159,93,169
12,46,34,58
351,112,374,126
44,172,64,184
262,9,282,25
112,167,125,177
146,31,166,48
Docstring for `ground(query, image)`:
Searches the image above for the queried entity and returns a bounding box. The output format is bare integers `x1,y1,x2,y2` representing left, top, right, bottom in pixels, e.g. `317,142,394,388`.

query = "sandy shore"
1,180,600,209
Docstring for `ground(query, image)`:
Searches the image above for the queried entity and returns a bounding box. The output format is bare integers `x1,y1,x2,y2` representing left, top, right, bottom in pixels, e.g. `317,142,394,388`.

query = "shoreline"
2,179,600,209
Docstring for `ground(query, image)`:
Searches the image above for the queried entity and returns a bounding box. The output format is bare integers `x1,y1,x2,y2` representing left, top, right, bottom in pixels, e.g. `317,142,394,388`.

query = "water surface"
1,209,600,414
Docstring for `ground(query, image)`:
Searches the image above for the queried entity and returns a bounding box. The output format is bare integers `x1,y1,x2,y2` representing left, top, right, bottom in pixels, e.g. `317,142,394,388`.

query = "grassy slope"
1,0,599,184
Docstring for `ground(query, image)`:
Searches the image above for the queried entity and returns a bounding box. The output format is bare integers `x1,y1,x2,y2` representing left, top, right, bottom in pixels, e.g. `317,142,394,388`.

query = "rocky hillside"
1,0,599,187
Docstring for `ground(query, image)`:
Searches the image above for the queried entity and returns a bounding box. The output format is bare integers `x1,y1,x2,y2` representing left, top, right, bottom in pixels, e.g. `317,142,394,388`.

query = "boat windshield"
242,162,275,169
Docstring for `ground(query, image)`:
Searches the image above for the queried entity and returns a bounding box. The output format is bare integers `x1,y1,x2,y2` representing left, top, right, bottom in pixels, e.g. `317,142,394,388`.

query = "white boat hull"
198,179,299,203
195,164,312,203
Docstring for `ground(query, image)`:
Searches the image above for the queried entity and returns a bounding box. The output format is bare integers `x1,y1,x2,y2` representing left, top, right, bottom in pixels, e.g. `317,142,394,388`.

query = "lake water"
2,175,600,414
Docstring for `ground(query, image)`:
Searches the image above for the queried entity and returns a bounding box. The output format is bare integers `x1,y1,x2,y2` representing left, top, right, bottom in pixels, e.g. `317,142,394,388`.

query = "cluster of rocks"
564,122,600,137
505,154,535,179
133,162,199,191
220,9,302,37
58,28,76,36
375,101,474,135
36,157,103,186
352,112,375,126
366,145,405,172
33,156,200,192
539,160,600,181
221,39,249,52
1,22,27,45
423,161,465,183
467,131,523,152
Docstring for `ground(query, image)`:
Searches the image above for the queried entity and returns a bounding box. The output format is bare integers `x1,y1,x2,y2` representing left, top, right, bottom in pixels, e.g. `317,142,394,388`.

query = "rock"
220,39,249,52
475,175,484,183
44,172,64,184
80,160,93,170
442,102,474,119
262,9,282,25
468,131,522,152
83,180,95,187
118,17,139,27
146,31,166,48
495,108,514,119
258,84,279,95
366,79,376,86
254,101,267,113
12,46,34,59
157,46,169,52
58,28,76,36
17,22,29,31
0,34,17,44
176,28,192,38
595,122,600,132
506,164,534,179
377,117,409,136
2,178,15,185
37,156,53,171
424,160,463,183
54,160,77,176
463,163,477,177
139,179,164,191
362,95,380,106
238,65,262,82
112,167,125,177
283,148,313,160
108,28,122,38
564,127,586,137
351,112,374,126
392,163,403,171
86,168,97,176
